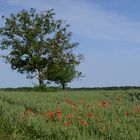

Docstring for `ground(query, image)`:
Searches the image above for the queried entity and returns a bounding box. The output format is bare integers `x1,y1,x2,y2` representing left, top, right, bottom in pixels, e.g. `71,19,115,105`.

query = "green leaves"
0,8,83,88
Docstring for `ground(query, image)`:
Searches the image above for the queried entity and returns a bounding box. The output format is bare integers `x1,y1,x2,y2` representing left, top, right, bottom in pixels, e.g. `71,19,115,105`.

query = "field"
0,89,140,140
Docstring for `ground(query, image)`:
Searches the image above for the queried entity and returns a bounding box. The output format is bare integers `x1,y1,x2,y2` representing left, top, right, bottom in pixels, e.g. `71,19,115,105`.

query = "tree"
0,8,83,88
47,58,83,89
47,30,83,89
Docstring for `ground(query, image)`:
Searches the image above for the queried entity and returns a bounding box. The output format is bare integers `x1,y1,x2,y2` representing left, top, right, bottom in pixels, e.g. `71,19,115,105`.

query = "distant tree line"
0,8,83,89
1,86,140,92
71,86,140,91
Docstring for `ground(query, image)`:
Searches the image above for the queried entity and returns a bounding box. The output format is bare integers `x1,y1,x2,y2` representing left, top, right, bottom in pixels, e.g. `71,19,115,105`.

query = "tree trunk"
62,83,65,90
39,79,44,87
38,68,44,90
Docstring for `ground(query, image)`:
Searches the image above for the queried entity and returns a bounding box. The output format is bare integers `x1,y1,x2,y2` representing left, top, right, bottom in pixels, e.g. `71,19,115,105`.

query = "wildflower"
72,107,78,110
56,111,62,119
64,121,70,127
101,101,107,107
66,99,72,103
86,103,91,107
80,120,87,125
79,99,83,103
77,117,87,125
26,108,33,113
47,112,54,118
66,99,77,107
71,103,76,107
69,113,73,118
77,116,82,120
124,112,129,116
86,113,93,118
64,120,72,127
24,108,34,116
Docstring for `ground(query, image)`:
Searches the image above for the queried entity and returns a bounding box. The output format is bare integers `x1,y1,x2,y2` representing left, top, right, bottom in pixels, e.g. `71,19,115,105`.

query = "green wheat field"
0,89,140,140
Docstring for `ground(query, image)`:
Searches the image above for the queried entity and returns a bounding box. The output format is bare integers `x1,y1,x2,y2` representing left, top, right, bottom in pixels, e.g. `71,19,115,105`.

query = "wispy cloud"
5,0,140,44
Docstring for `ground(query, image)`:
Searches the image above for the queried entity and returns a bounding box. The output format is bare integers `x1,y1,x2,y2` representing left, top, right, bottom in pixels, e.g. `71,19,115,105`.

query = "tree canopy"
0,8,83,89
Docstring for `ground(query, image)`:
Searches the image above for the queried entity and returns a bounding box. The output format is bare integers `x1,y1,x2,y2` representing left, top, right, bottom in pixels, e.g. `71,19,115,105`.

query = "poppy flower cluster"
22,97,139,129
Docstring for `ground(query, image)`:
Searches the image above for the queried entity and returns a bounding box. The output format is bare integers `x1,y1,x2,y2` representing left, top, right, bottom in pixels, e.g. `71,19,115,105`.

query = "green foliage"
0,8,83,88
0,86,63,92
0,90,140,139
47,63,83,89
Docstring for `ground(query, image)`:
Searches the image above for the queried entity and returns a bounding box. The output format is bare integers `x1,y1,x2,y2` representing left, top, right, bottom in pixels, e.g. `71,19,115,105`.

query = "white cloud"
5,0,140,44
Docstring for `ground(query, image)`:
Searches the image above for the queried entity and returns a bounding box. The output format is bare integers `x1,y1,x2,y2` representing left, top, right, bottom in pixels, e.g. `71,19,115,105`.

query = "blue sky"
1,0,140,88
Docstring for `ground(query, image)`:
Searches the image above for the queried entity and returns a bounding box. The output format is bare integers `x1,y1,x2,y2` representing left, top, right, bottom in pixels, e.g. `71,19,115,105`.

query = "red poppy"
86,113,93,118
69,113,73,118
102,101,107,107
64,120,72,127
24,108,34,116
26,108,33,113
66,99,77,107
86,103,91,107
79,99,83,103
77,116,82,120
77,117,87,125
80,120,87,125
66,99,72,103
47,112,54,118
124,112,129,116
64,121,70,127
71,103,76,107
72,107,78,110
56,111,62,119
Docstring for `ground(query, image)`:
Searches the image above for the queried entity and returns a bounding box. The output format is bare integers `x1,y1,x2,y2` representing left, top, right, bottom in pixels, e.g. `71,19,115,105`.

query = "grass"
0,89,140,140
